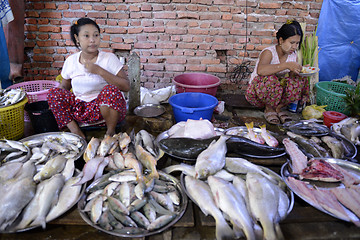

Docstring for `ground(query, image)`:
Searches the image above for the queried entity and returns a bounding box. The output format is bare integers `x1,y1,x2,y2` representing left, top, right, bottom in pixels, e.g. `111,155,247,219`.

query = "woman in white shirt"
48,18,130,139
245,20,309,125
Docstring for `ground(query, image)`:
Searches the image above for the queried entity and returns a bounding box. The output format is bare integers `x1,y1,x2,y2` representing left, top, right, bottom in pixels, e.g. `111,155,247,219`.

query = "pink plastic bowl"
173,73,221,96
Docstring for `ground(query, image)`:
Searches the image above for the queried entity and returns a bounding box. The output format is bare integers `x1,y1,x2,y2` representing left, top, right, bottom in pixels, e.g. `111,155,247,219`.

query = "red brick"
134,43,156,49
58,4,69,10
166,58,186,64
207,65,227,73
165,64,185,72
153,12,176,19
178,12,199,19
39,26,61,33
111,43,132,50
144,27,165,33
259,2,281,9
156,42,177,49
144,64,164,71
40,12,62,18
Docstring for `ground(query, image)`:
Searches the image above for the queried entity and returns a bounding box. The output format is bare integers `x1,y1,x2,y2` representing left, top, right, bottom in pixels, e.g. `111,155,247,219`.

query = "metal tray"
134,104,166,118
180,165,294,220
77,171,188,238
281,158,360,223
0,90,26,108
20,132,87,161
224,126,286,159
283,120,329,137
2,169,86,233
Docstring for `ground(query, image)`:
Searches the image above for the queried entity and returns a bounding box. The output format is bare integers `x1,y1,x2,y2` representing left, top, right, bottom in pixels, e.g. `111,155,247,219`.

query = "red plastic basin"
173,73,221,96
323,111,347,128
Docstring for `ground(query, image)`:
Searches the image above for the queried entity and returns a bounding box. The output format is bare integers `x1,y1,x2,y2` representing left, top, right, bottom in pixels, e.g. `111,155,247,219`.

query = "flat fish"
195,135,228,179
158,136,219,159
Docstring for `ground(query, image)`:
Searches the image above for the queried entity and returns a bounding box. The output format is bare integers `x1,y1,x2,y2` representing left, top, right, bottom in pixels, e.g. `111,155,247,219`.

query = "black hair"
70,18,100,49
276,20,303,49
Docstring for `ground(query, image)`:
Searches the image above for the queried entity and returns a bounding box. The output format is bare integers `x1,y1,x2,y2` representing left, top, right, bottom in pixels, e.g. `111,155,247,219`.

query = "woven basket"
6,80,59,121
0,98,28,140
315,81,355,115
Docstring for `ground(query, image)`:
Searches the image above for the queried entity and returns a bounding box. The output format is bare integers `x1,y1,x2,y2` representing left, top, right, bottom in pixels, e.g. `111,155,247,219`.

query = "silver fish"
246,173,284,240
33,155,67,182
0,177,36,231
208,175,256,240
83,137,101,162
30,174,65,229
321,136,345,159
46,176,82,221
147,214,176,231
184,175,234,240
195,135,228,179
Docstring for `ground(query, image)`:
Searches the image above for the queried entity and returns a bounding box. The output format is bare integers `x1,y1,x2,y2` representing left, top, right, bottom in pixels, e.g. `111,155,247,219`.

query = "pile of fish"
0,133,86,232
0,88,24,107
0,139,30,165
163,135,292,240
283,138,360,226
286,131,353,159
79,170,185,236
80,130,163,186
79,130,186,236
332,117,360,145
167,119,218,139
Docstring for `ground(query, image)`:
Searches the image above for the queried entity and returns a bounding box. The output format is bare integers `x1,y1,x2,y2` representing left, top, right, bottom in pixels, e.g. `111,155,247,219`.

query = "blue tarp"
317,0,360,83
0,22,11,89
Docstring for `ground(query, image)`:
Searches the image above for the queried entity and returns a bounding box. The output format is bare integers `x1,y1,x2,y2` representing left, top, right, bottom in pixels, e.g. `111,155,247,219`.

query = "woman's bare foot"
264,105,280,125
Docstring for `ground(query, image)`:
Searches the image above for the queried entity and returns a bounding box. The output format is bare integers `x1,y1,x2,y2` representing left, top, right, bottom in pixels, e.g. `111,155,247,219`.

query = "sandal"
277,111,292,124
264,111,280,125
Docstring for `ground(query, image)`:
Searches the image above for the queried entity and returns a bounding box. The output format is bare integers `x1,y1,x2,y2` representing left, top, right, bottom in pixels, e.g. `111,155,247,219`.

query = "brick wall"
23,0,323,93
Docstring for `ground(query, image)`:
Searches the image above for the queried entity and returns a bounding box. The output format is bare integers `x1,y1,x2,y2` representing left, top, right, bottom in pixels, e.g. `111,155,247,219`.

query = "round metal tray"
283,120,329,137
180,165,294,220
134,104,166,118
281,158,360,223
20,132,87,161
77,171,188,238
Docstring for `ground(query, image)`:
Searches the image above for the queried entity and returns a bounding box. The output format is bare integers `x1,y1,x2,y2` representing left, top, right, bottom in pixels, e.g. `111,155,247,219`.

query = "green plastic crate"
315,81,355,115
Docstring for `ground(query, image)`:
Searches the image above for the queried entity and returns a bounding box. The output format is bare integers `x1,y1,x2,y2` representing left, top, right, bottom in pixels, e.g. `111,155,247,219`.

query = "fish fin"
260,124,266,129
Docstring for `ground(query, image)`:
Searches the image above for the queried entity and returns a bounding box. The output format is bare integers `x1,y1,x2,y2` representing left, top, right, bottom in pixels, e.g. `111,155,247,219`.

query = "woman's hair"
70,18,100,49
276,19,303,49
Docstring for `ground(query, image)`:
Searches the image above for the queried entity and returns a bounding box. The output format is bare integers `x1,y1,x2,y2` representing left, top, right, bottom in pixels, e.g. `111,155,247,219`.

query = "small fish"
124,152,144,182
4,140,27,152
83,137,101,162
98,135,117,157
147,214,176,231
245,122,265,144
118,132,131,150
259,124,279,147
74,156,105,186
33,155,67,182
135,144,159,179
130,211,151,228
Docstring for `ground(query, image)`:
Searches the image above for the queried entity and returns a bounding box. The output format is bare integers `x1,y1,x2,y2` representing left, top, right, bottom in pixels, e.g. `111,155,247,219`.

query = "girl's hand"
84,60,101,75
287,62,303,75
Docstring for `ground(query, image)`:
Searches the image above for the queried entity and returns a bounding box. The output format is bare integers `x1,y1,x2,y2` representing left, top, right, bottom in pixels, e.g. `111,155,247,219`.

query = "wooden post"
127,52,141,113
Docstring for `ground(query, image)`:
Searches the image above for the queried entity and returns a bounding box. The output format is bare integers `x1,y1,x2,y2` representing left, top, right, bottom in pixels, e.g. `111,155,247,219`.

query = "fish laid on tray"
282,138,360,226
332,117,360,145
164,157,293,240
286,131,356,159
78,170,187,237
80,130,164,187
0,89,25,107
0,139,85,232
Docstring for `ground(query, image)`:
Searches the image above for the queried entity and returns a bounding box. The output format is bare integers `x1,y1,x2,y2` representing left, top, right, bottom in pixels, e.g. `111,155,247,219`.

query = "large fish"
184,175,234,240
0,162,23,183
74,156,105,186
321,136,345,159
195,135,228,179
30,174,65,229
33,155,67,182
46,176,83,221
207,176,256,240
259,124,279,147
246,173,284,240
286,131,323,158
98,135,117,157
0,177,36,231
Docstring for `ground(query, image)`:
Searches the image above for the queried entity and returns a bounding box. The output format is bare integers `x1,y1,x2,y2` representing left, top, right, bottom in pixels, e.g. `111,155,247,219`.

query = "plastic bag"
302,105,327,120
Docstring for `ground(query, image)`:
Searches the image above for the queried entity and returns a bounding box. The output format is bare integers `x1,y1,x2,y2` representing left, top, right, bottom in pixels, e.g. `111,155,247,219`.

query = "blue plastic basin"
169,92,218,122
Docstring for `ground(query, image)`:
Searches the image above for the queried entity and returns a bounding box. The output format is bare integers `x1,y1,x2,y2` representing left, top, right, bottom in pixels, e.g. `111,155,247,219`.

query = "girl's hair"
276,19,303,49
70,18,100,49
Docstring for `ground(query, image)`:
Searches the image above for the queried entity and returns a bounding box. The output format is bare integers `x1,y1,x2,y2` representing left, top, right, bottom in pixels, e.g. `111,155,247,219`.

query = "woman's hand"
84,60,101,75
286,62,303,75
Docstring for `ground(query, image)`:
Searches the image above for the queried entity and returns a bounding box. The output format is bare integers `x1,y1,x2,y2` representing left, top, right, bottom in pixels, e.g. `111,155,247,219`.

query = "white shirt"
249,45,297,83
61,51,123,102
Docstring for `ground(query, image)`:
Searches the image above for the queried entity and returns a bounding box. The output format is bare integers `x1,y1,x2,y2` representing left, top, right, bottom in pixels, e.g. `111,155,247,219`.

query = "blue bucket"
169,92,218,122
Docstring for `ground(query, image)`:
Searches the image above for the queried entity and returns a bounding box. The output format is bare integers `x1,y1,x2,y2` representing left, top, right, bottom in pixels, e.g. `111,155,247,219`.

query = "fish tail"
260,124,266,130
245,122,251,129
215,218,235,240
275,223,285,240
